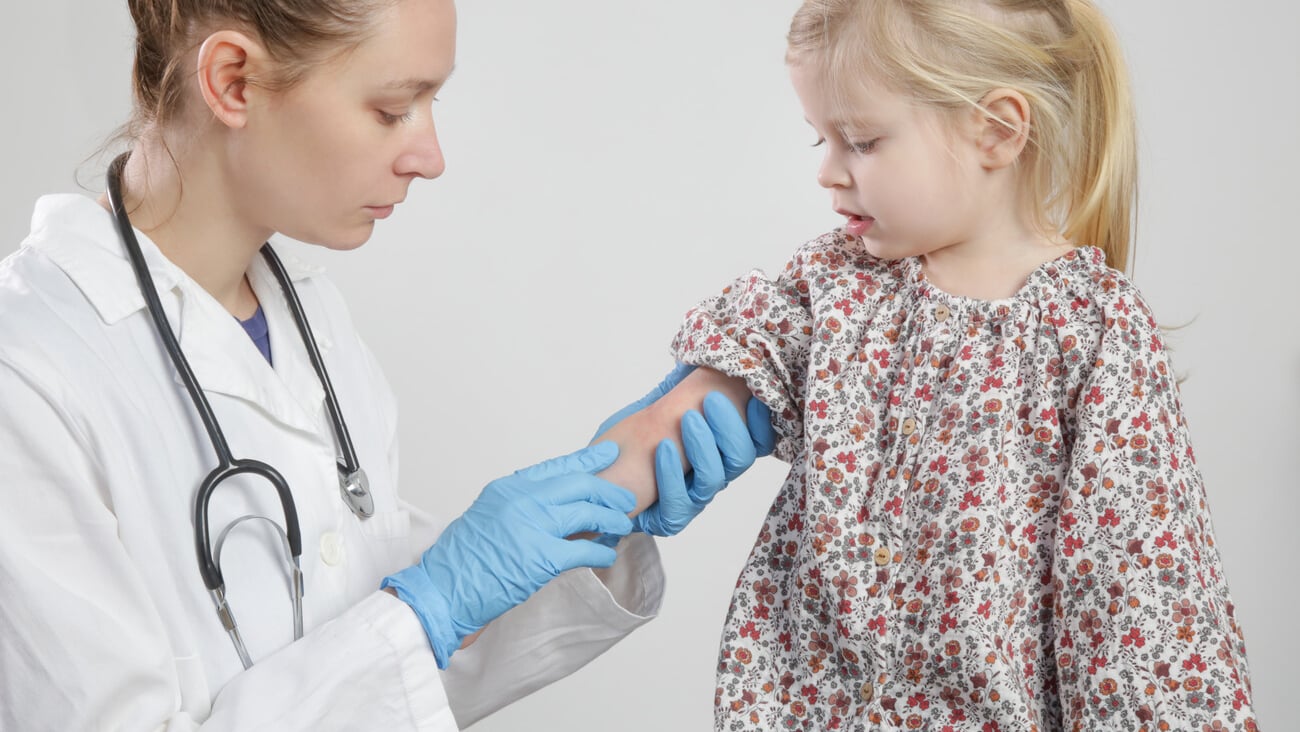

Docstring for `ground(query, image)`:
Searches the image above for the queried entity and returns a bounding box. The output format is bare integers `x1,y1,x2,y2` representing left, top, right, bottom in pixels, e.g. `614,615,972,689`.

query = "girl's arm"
1050,294,1258,728
599,235,853,516
593,367,754,516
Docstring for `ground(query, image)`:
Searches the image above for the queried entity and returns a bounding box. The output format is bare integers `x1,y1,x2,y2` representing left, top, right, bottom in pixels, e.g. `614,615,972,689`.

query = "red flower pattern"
673,232,1256,730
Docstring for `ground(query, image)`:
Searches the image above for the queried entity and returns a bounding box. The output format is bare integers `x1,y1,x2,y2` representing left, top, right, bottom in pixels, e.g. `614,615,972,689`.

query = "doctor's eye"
378,109,416,126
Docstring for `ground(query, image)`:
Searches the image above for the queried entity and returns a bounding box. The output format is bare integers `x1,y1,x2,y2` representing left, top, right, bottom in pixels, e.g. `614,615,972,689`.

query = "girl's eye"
851,138,881,154
811,138,826,148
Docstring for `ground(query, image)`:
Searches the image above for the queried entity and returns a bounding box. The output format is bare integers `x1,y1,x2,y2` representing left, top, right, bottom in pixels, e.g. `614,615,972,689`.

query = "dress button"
320,532,345,566
860,680,875,702
901,417,917,436
874,546,892,566
935,305,950,323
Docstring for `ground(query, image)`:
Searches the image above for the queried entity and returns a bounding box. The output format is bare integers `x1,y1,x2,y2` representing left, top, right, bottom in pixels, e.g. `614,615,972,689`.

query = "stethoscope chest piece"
340,467,374,518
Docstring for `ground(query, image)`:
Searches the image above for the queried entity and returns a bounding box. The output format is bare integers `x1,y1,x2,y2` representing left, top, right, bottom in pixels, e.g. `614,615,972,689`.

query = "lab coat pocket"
358,508,416,571
359,507,411,540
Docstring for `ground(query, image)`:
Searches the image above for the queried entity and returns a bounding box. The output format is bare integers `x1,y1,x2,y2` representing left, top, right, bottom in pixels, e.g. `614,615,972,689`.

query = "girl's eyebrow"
805,114,883,132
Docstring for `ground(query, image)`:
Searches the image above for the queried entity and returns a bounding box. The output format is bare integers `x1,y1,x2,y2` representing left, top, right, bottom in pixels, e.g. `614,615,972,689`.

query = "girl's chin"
850,233,898,260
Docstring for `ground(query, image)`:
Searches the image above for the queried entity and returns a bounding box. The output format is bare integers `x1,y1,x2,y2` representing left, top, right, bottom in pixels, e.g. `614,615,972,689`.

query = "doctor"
0,0,772,729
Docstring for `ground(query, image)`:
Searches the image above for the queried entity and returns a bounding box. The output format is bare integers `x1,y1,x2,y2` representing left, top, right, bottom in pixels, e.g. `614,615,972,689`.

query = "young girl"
617,0,1258,728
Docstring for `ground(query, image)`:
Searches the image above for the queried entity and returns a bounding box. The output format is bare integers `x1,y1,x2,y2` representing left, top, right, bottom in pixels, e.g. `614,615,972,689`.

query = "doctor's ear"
195,30,273,129
971,88,1032,170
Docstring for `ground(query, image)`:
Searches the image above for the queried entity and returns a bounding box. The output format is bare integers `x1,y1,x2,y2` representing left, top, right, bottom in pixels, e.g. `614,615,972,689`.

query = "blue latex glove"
594,364,776,537
381,442,634,668
635,392,774,536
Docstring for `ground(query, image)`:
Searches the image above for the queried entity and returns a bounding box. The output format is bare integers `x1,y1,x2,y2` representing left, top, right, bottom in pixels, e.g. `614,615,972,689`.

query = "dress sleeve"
1051,296,1258,730
670,243,821,463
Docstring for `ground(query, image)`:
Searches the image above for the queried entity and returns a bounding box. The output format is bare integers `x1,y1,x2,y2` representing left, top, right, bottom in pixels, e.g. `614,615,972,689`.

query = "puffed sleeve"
670,238,828,462
1050,292,1258,730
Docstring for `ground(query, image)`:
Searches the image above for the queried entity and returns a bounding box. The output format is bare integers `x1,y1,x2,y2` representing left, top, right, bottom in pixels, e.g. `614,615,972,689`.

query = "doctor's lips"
364,201,402,219
836,207,874,237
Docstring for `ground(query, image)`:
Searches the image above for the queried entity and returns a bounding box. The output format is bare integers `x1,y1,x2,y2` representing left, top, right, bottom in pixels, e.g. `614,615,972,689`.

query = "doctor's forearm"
593,367,752,516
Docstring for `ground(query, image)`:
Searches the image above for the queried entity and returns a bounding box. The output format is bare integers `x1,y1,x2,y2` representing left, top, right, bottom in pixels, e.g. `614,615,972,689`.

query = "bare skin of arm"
592,367,753,517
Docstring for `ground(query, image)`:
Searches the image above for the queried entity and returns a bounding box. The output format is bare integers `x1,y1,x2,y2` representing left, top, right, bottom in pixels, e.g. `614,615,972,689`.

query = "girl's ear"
195,30,272,130
973,88,1032,170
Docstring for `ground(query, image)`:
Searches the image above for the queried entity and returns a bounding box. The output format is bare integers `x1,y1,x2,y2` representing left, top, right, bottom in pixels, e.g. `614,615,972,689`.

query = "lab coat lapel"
33,195,329,439
174,278,325,437
246,249,330,432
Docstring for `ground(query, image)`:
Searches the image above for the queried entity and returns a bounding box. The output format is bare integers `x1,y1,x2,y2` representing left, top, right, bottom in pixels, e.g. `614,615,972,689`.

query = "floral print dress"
671,232,1257,731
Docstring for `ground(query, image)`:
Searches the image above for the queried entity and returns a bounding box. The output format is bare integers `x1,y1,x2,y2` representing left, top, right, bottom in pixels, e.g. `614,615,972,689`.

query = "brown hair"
788,0,1137,271
127,0,397,133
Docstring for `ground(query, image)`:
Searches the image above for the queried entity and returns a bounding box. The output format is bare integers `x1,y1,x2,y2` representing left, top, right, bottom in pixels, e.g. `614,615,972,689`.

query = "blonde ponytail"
1057,0,1137,271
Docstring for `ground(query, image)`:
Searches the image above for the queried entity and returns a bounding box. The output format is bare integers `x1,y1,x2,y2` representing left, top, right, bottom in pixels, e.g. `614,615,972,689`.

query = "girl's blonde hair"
788,0,1137,271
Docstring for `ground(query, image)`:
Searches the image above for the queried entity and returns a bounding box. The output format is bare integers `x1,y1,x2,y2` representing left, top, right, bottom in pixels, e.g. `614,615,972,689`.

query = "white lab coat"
0,195,664,731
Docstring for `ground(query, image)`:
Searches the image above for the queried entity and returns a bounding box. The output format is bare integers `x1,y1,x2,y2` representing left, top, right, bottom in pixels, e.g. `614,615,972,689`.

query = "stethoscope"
106,153,374,669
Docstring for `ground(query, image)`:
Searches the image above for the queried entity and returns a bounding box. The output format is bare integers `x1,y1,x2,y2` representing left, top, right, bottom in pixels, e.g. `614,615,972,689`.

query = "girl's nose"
817,152,850,189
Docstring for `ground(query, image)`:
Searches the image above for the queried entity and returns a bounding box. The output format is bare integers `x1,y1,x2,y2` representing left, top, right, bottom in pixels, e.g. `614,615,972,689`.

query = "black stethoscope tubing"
105,152,370,667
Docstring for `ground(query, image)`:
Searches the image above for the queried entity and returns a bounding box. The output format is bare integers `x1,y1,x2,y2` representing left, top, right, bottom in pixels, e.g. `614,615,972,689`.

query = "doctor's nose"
395,117,445,180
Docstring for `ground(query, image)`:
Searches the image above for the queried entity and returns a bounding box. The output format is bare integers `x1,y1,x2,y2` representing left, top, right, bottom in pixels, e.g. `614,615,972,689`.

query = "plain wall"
2,1,1294,729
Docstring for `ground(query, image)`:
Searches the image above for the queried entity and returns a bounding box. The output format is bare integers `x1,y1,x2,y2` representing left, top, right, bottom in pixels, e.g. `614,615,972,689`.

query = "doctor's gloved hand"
593,364,775,537
381,442,634,668
633,391,774,537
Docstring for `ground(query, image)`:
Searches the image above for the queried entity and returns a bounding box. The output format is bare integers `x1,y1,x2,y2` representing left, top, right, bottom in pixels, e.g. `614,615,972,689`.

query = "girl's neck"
98,133,267,319
920,235,1072,302
920,197,1071,301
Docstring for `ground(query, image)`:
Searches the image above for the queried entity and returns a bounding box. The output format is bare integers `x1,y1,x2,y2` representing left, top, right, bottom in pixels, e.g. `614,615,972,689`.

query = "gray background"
3,1,1294,729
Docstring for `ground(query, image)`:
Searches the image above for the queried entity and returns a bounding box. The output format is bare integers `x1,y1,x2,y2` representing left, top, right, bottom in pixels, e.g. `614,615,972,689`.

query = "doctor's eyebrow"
382,65,456,93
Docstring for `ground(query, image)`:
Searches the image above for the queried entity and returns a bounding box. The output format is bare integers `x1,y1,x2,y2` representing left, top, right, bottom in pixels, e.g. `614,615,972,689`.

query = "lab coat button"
320,532,345,566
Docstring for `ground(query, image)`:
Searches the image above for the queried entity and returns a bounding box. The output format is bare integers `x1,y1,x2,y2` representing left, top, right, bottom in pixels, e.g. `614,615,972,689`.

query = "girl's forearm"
593,367,753,516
